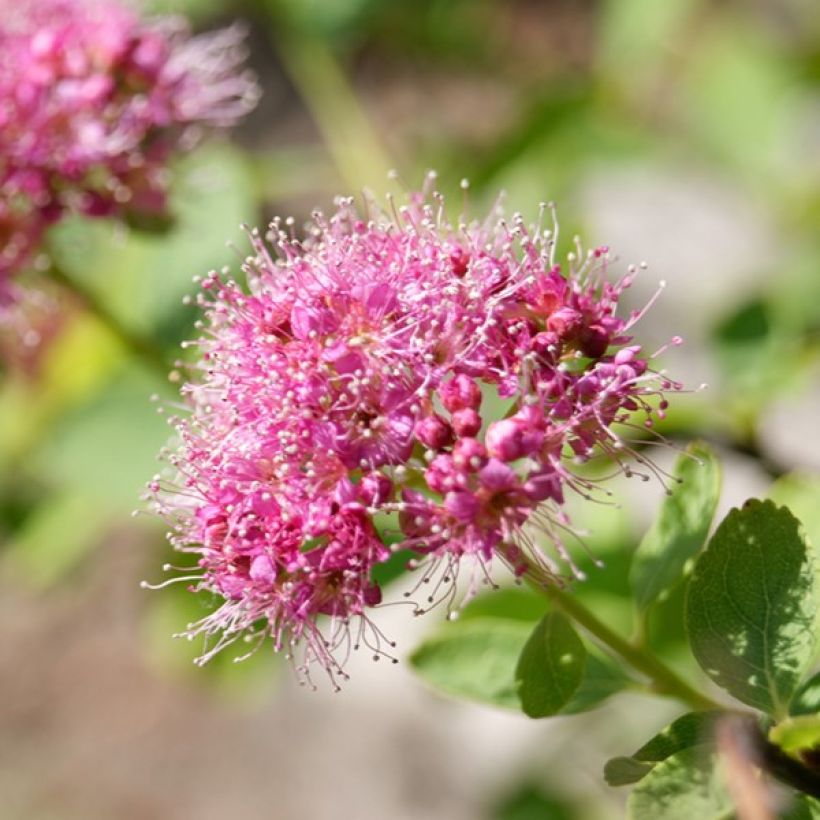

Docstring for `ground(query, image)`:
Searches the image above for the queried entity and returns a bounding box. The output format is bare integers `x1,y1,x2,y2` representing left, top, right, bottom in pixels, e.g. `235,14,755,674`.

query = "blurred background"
1,0,819,817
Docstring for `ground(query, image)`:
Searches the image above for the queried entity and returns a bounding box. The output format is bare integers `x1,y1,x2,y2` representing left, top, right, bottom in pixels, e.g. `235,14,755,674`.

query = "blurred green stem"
275,33,393,191
523,561,720,711
49,263,171,380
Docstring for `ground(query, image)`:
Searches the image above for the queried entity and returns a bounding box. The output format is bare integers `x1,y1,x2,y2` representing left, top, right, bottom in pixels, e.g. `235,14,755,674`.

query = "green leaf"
491,782,578,820
770,715,820,758
627,746,732,820
604,758,656,788
685,500,819,716
561,653,632,715
631,442,721,611
514,612,586,718
790,671,820,718
784,795,820,819
409,600,628,714
409,617,531,710
460,587,549,623
769,474,820,563
605,711,725,786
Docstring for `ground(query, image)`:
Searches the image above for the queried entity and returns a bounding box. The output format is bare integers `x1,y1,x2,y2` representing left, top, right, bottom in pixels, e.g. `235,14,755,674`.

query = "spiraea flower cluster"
0,0,258,288
148,178,682,687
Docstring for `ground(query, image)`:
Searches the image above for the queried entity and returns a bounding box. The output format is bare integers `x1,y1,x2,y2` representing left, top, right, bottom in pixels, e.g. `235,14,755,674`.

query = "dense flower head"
147,177,683,687
0,0,258,285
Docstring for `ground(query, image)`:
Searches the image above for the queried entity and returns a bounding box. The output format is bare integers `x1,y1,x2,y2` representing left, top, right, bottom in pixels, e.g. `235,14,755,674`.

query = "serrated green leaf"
770,715,820,758
791,671,820,718
626,746,732,820
769,474,820,563
514,612,586,718
686,500,818,716
605,711,725,786
631,442,721,611
409,617,531,710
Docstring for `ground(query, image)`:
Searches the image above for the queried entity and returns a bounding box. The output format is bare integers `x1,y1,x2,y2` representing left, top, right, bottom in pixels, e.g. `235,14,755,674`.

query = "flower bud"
523,469,564,503
360,472,393,506
414,414,453,450
451,407,481,437
452,437,487,471
478,458,518,493
485,419,527,462
438,374,481,413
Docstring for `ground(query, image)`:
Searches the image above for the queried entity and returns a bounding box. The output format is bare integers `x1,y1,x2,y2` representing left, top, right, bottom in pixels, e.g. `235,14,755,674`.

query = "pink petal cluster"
148,181,682,686
0,0,258,286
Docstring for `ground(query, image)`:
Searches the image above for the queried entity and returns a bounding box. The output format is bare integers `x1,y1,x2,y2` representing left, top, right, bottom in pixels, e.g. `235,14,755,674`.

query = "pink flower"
147,181,682,685
0,0,258,289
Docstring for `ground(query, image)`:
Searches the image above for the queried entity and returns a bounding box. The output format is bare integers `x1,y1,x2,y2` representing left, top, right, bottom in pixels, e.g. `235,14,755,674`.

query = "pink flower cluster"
0,0,258,287
149,180,682,686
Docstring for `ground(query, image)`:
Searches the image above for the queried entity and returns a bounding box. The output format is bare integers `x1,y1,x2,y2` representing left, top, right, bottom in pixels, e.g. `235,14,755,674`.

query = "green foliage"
3,491,105,586
514,613,586,718
685,500,819,716
409,591,628,714
770,474,820,562
626,746,732,820
459,586,549,623
605,711,726,787
409,617,531,710
790,671,820,718
560,654,632,716
49,144,257,339
785,796,820,820
631,442,721,612
30,368,173,511
491,782,578,820
770,715,820,759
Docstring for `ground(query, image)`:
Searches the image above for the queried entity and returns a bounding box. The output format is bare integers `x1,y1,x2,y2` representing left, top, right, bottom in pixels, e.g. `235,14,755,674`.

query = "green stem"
48,263,172,380
525,563,720,711
275,33,393,192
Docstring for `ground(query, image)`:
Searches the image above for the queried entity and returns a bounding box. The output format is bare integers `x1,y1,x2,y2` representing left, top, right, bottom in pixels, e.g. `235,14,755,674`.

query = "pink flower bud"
451,407,481,437
614,345,641,365
360,472,393,506
414,414,454,450
452,437,487,471
425,454,458,493
485,419,527,462
523,469,564,503
479,458,518,493
438,374,481,413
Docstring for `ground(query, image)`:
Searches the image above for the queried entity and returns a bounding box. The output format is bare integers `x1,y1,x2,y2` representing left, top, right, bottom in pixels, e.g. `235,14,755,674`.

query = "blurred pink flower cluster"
0,0,257,290
149,181,681,686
